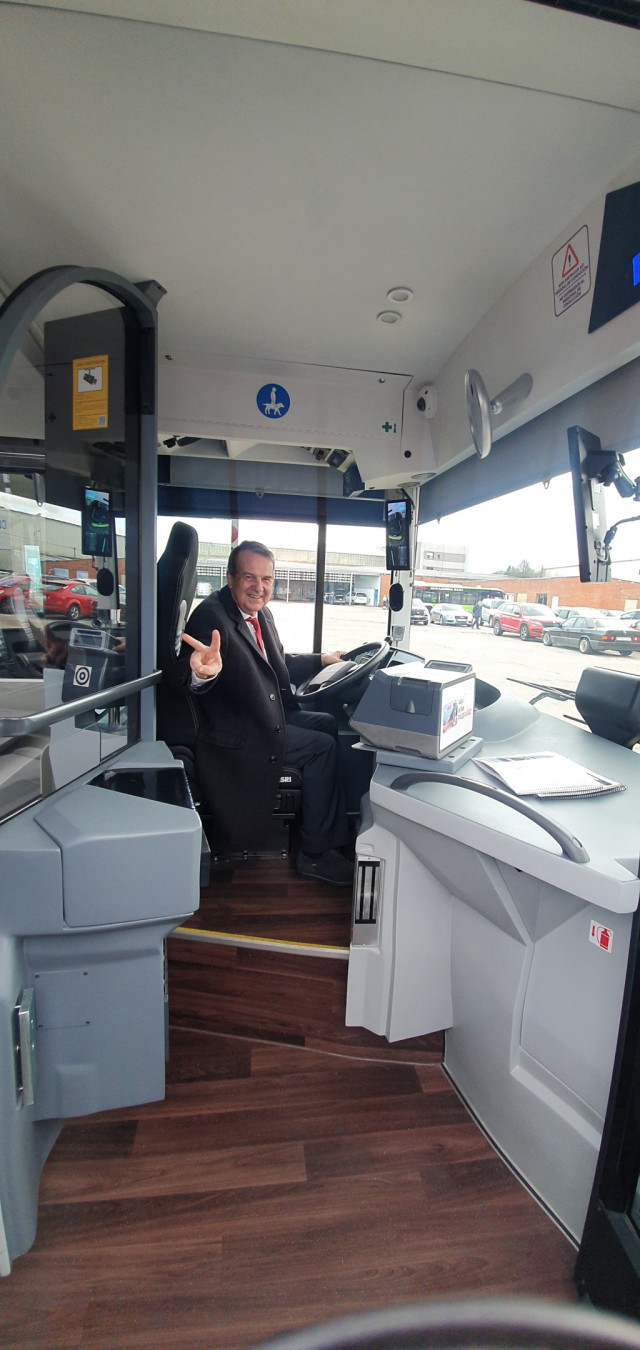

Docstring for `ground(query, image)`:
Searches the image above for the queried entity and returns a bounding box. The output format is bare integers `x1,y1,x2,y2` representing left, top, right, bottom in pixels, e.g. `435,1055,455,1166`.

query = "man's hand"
182,629,222,680
320,650,345,667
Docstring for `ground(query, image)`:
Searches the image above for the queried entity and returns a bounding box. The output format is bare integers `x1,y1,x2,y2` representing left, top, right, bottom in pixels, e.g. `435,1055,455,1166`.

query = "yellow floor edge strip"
173,925,349,959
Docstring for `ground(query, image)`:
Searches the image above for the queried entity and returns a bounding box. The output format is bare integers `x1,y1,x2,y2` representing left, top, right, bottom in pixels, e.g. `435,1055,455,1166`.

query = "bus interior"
2,2,640,1345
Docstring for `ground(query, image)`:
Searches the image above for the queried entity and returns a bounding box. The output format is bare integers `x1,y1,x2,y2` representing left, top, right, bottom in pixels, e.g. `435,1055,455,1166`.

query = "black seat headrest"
575,666,640,747
157,521,199,671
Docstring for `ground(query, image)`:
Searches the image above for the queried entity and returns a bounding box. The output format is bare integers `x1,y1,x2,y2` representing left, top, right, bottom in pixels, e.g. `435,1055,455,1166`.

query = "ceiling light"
377,310,402,324
387,287,413,304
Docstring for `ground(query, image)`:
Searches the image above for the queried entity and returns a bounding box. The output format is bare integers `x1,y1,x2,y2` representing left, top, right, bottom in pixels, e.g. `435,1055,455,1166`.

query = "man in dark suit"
179,540,353,886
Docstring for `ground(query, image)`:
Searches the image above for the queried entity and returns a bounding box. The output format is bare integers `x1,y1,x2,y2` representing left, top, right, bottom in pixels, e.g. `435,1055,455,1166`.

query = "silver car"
430,603,472,627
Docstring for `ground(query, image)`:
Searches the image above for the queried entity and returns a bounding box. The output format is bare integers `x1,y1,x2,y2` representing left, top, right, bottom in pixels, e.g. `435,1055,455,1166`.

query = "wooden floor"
183,852,355,946
0,856,579,1350
173,855,442,1059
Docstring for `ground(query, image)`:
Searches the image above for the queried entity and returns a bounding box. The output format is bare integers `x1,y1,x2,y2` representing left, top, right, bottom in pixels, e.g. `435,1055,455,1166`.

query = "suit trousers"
284,709,350,855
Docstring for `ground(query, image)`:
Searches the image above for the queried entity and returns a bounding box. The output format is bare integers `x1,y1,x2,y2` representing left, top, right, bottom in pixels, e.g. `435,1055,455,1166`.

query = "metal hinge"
352,858,382,945
13,988,36,1107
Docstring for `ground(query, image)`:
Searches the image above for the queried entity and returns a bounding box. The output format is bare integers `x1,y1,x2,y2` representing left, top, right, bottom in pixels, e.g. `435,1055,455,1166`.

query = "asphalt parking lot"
268,601,637,725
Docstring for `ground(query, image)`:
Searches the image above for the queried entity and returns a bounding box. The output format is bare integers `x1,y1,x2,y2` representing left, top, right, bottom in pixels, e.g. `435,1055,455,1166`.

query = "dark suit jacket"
170,585,322,850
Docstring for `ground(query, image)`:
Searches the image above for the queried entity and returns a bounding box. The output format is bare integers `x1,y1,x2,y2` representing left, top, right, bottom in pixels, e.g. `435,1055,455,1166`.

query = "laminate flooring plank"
0,1293,86,1350
40,1141,307,1204
303,1121,496,1181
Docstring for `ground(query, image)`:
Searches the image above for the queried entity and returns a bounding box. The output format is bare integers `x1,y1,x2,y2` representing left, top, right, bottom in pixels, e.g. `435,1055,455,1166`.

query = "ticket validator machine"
0,268,201,1272
348,660,640,1241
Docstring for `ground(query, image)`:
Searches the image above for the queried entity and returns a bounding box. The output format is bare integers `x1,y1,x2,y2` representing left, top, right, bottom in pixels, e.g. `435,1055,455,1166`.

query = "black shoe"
296,849,354,887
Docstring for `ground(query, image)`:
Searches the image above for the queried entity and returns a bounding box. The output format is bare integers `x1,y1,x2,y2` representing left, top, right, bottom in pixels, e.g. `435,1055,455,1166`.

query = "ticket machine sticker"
589,922,613,953
72,354,109,429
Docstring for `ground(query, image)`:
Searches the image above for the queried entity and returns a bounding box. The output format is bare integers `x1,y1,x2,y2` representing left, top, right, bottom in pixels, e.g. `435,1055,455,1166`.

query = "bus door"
0,269,201,1273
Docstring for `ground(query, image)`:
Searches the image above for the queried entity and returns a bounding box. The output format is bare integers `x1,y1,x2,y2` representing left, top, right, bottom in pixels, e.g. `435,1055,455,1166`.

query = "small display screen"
70,626,109,649
81,487,113,557
385,499,411,570
567,426,609,583
440,677,475,752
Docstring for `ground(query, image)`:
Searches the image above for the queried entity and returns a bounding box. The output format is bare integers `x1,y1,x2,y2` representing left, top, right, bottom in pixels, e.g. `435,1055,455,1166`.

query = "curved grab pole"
391,771,589,864
0,264,159,390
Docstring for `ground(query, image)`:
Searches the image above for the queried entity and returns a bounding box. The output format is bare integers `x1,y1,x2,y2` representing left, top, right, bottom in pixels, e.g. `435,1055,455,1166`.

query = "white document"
474,751,625,799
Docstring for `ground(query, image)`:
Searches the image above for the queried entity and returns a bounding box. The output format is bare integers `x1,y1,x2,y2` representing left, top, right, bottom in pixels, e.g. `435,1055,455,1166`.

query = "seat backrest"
157,521,199,671
156,522,202,760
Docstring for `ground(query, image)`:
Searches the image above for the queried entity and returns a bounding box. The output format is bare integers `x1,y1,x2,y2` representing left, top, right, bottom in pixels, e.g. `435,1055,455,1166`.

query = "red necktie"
246,615,266,657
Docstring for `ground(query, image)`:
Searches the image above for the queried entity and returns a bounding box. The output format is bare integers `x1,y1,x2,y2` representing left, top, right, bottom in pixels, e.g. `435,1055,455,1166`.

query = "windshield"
415,456,640,733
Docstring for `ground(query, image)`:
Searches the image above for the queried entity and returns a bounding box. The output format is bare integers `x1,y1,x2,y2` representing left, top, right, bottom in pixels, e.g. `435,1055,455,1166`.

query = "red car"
493,601,561,641
43,581,99,620
0,573,31,613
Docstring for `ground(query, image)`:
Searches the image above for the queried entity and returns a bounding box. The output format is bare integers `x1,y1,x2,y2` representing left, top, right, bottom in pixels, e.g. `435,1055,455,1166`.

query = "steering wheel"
296,638,391,702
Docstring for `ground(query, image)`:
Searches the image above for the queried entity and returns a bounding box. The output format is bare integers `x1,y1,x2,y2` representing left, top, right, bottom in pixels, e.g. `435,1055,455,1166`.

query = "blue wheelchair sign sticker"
257,382,290,419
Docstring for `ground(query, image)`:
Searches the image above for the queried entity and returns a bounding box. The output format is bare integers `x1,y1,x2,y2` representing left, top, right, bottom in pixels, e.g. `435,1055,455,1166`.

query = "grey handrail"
0,672,161,736
392,770,589,864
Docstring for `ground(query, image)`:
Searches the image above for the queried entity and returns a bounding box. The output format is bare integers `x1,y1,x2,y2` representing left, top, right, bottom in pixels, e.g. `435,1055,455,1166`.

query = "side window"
0,283,144,822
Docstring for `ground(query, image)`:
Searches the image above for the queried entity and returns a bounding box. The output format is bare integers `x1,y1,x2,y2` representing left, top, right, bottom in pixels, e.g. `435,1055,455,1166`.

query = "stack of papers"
474,751,626,799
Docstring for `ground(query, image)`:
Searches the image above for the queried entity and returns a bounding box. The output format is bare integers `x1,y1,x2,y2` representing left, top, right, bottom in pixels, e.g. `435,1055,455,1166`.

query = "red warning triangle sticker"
562,244,579,277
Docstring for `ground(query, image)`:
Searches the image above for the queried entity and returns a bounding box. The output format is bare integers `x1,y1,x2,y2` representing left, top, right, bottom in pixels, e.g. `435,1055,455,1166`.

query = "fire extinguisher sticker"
589,922,613,953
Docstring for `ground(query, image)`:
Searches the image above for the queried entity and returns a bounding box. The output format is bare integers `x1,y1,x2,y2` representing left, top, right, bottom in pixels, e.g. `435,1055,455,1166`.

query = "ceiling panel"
1,2,639,384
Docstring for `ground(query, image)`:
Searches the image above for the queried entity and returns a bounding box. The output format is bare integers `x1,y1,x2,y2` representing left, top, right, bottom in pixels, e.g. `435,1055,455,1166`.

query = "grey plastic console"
347,684,640,1240
0,740,200,1272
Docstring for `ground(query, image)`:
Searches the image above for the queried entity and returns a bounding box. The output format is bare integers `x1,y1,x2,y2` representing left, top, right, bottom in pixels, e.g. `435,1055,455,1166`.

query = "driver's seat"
156,522,302,859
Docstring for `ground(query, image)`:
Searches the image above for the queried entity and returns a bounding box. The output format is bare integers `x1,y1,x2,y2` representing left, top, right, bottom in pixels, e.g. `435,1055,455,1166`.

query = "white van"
480,596,505,625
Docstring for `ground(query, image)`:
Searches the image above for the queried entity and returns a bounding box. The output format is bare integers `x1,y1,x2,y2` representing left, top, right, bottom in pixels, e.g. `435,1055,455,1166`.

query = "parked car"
351,592,369,605
0,573,30,613
554,606,600,624
492,601,560,640
411,598,429,624
543,613,640,656
43,581,99,620
620,609,640,624
430,603,472,627
480,596,504,625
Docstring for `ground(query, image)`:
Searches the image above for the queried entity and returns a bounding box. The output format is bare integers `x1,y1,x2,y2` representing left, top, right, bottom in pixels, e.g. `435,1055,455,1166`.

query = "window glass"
159,516,391,654
415,459,640,723
0,284,142,821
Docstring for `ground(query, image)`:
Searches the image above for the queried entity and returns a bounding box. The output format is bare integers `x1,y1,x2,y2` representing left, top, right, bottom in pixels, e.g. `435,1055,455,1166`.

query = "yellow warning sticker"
72,355,109,430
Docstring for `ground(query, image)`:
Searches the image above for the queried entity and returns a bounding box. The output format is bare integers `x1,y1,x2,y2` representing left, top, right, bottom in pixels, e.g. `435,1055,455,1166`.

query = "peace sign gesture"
182,629,222,681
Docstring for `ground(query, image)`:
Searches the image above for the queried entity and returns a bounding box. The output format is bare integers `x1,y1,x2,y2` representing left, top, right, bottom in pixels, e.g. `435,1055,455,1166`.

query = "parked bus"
413,584,505,611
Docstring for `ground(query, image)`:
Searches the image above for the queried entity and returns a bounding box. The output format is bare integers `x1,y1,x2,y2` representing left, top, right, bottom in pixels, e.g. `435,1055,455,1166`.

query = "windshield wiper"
507,676,584,716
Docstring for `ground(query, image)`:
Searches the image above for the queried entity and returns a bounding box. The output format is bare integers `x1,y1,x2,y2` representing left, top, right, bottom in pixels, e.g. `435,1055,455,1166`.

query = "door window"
0,284,143,821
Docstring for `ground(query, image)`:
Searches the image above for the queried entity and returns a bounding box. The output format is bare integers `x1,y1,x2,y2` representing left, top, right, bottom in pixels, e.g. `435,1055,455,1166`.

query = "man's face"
228,550,274,615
